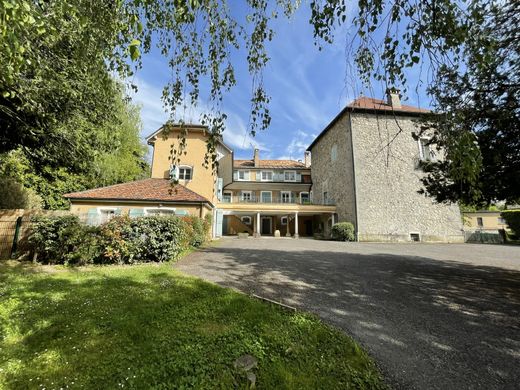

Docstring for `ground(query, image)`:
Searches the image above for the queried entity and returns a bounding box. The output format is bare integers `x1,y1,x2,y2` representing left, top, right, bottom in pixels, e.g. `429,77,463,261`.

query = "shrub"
331,222,355,241
28,215,100,265
182,215,206,247
501,210,520,236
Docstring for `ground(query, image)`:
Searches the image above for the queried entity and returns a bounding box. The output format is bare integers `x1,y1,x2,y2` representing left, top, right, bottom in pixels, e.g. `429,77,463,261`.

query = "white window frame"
283,170,297,182
260,191,272,203
241,216,252,225
143,207,176,216
323,191,329,205
281,191,292,203
97,207,117,224
260,170,274,182
299,192,310,204
237,170,250,181
241,191,253,202
178,165,193,181
223,191,233,203
281,216,288,225
477,217,484,227
331,144,338,161
418,138,433,162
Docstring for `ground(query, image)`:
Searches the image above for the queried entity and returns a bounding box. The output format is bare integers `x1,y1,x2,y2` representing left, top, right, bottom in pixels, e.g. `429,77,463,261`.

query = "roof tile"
234,159,308,169
348,96,431,114
64,179,209,203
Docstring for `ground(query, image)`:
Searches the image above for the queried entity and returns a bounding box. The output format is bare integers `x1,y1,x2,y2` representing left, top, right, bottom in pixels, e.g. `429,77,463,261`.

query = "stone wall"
350,112,464,242
309,114,357,227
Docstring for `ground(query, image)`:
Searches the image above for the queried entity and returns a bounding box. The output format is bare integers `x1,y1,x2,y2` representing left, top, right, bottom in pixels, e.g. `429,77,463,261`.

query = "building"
66,91,464,242
65,124,337,236
307,90,464,242
463,211,508,231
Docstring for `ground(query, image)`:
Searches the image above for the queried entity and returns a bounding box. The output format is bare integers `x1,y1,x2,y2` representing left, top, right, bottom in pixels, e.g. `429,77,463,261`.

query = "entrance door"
261,217,272,235
304,220,313,236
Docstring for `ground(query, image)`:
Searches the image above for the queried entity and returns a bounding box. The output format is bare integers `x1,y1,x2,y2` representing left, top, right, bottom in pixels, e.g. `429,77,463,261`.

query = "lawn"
0,261,384,389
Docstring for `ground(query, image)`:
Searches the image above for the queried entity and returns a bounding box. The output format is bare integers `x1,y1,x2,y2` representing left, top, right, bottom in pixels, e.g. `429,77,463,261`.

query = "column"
331,212,335,225
294,212,299,238
255,212,261,237
285,215,291,237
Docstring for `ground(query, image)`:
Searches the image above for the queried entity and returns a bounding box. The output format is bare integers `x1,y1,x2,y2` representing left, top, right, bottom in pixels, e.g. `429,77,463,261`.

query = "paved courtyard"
176,238,520,390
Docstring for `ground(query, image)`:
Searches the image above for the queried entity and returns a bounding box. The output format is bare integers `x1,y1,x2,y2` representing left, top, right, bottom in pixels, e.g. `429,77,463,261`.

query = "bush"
501,210,520,236
28,215,100,265
28,214,209,265
331,222,355,241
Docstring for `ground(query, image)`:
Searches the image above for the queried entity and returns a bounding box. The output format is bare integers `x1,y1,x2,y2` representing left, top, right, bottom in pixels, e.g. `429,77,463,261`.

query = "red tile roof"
64,179,210,203
307,96,431,151
347,96,431,114
234,159,308,169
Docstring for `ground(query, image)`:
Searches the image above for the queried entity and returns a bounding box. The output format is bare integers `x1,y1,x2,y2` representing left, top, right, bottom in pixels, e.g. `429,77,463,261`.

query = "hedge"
27,214,210,265
331,222,355,241
501,210,520,236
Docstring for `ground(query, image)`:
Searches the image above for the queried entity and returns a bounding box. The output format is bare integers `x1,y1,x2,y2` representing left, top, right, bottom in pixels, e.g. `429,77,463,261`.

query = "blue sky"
131,3,430,161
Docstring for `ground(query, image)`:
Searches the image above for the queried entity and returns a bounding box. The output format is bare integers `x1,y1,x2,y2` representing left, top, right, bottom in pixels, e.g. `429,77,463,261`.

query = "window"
419,138,432,161
98,208,116,224
144,208,176,216
223,191,232,203
284,171,296,182
477,217,483,227
323,191,329,205
261,191,272,203
281,191,292,203
300,192,310,204
241,191,253,202
410,233,421,242
179,166,192,180
241,216,252,225
331,144,338,161
281,216,288,225
498,217,506,225
237,170,250,181
261,171,273,181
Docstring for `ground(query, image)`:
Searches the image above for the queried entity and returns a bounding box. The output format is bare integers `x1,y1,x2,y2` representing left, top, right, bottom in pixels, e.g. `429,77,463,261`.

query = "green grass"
0,261,384,389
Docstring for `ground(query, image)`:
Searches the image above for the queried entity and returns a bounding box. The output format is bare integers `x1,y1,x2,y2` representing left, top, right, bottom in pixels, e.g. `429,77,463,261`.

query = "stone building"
307,91,464,242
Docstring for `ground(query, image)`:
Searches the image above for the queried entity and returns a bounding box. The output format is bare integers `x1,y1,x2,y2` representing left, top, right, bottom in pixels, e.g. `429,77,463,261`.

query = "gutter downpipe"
348,113,360,242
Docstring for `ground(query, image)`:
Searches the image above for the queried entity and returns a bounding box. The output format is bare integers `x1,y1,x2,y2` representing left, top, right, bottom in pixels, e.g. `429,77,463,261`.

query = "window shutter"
245,171,250,180
115,208,122,216
129,208,144,218
233,170,238,181
215,209,223,237
86,208,98,226
256,172,261,181
295,172,301,182
175,209,188,216
217,178,223,201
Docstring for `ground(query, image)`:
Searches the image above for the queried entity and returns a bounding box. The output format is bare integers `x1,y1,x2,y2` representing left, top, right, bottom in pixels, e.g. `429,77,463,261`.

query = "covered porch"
215,203,337,238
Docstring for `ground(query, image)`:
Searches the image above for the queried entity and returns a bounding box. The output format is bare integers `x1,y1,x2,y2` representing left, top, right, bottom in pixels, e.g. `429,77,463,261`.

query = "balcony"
221,195,335,206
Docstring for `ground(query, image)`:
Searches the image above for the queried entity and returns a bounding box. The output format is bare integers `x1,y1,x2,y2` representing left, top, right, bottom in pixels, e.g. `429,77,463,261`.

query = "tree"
418,2,519,206
2,0,518,204
0,84,148,209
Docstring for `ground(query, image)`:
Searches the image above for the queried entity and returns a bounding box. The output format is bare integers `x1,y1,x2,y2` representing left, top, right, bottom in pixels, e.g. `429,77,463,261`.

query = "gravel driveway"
175,238,520,390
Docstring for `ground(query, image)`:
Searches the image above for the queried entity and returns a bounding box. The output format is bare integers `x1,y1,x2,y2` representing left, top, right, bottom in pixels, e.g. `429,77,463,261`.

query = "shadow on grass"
0,263,384,389
176,244,520,390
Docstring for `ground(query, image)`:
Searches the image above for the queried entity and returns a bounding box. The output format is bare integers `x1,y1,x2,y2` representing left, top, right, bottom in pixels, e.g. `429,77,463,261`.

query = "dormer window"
179,166,192,180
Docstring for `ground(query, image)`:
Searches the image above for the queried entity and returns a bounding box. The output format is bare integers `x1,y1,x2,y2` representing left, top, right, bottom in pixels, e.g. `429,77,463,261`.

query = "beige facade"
463,211,508,231
308,93,464,242
148,125,229,203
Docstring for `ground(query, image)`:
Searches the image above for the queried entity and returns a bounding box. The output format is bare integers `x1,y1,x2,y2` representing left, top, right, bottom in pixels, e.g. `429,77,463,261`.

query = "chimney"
386,88,401,109
253,148,260,167
304,151,311,168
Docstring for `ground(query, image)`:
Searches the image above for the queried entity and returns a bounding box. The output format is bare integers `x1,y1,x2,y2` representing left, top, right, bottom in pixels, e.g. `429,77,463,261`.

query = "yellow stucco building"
65,124,337,237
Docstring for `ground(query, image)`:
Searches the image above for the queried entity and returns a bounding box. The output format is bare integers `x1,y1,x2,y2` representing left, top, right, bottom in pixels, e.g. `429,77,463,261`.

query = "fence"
0,209,68,259
464,229,505,244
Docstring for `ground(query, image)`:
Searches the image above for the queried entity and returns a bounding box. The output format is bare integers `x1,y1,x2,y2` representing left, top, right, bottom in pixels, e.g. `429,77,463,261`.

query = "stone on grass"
233,354,258,371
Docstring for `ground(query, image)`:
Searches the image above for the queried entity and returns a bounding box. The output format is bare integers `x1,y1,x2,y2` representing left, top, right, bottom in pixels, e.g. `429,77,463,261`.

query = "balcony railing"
221,196,335,206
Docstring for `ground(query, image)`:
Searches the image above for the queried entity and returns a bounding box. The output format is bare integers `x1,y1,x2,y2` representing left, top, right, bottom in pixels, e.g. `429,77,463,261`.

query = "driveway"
175,238,520,390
